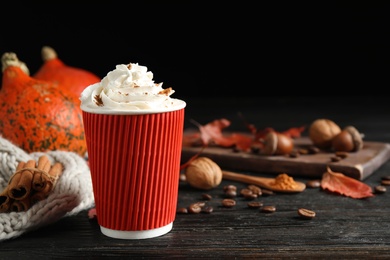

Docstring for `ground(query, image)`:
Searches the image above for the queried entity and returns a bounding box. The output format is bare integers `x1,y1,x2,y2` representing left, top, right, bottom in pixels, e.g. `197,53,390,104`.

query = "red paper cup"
82,106,185,239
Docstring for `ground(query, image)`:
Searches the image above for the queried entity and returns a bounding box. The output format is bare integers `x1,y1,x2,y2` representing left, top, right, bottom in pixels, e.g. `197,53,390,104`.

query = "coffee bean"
240,188,253,197
195,201,206,207
202,193,212,200
225,189,237,198
261,205,276,213
177,207,188,214
335,151,349,159
247,184,262,196
188,205,201,214
298,208,316,219
298,148,309,155
222,198,236,208
223,184,237,192
381,179,390,186
308,146,320,154
261,189,274,196
201,206,214,214
247,201,263,208
289,150,300,158
188,202,205,214
330,156,342,162
375,185,387,194
243,193,258,200
306,179,321,188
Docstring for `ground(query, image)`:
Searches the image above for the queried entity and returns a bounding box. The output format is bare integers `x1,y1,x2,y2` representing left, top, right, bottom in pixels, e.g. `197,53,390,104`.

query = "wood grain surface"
182,135,390,180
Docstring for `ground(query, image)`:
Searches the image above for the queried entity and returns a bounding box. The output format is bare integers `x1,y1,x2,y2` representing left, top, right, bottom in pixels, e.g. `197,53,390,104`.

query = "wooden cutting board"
181,133,390,180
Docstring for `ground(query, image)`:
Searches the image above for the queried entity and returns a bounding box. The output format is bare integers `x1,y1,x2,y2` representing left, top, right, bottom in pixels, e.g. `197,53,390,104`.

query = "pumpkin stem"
1,52,30,75
41,46,58,61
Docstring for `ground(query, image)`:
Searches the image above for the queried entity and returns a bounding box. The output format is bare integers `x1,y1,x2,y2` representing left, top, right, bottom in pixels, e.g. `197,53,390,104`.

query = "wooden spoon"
222,170,306,193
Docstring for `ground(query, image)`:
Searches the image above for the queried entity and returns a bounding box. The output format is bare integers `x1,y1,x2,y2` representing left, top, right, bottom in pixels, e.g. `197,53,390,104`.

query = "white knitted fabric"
0,136,95,241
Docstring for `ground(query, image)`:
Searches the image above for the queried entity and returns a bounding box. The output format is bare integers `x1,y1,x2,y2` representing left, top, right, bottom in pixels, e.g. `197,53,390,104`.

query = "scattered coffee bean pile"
177,175,390,220
375,175,390,194
287,146,352,164
177,183,315,220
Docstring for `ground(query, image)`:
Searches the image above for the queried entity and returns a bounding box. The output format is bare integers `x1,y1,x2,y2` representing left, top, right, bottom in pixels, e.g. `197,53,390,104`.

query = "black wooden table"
1,96,390,259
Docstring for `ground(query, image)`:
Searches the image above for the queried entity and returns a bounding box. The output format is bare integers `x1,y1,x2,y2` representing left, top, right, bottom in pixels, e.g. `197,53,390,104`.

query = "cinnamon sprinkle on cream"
159,88,172,96
94,95,104,106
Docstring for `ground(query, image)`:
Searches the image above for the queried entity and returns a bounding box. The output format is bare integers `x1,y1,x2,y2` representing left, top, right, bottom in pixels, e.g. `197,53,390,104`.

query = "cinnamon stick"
0,161,25,213
0,187,12,213
9,196,31,212
8,160,36,200
30,161,63,205
1,156,64,213
32,155,52,191
30,191,48,205
30,177,54,204
48,162,63,185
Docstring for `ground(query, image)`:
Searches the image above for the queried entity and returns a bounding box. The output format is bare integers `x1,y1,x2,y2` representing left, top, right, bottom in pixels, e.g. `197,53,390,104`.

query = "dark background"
1,3,389,100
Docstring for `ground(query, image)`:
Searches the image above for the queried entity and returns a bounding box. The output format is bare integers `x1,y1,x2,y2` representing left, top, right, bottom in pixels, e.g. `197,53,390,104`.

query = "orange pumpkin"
0,52,87,156
33,46,100,97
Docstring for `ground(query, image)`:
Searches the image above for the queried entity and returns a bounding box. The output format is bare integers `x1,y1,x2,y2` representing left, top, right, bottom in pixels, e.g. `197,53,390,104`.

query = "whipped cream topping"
80,63,185,114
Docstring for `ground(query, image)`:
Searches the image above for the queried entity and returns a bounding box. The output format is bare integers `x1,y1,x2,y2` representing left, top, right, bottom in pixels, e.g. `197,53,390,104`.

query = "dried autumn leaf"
88,207,97,219
254,127,275,141
281,126,306,138
321,166,374,199
189,118,253,151
182,132,202,147
239,112,306,139
184,117,305,153
229,133,255,152
203,119,231,145
197,118,232,145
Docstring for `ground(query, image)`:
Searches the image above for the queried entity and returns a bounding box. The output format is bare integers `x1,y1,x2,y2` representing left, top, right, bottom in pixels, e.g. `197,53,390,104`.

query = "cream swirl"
80,63,185,114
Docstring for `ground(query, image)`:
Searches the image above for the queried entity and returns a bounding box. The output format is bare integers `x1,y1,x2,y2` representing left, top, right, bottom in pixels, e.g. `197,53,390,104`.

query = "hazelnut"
331,125,363,152
309,119,341,149
261,132,294,155
185,157,223,190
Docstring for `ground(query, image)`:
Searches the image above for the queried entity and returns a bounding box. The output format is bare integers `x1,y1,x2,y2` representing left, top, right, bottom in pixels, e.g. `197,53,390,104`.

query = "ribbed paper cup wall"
82,108,185,238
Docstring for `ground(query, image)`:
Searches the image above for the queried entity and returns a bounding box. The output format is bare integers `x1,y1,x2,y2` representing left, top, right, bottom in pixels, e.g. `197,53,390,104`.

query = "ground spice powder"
271,173,298,190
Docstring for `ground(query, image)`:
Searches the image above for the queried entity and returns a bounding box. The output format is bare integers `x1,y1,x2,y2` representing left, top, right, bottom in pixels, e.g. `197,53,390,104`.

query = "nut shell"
309,119,341,149
332,126,363,152
332,130,354,152
185,157,223,190
261,132,278,155
262,132,294,155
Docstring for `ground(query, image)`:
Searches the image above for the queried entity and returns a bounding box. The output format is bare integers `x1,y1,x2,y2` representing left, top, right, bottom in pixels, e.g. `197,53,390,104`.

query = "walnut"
309,118,341,149
185,157,223,190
